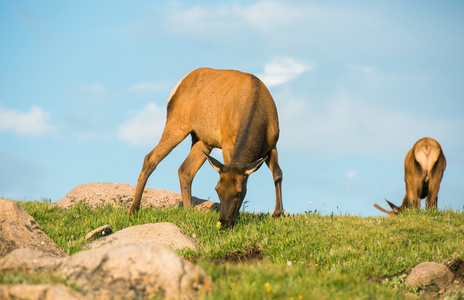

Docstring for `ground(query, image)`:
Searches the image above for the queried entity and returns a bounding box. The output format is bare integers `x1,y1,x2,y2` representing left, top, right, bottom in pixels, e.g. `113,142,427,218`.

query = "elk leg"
425,174,442,210
178,140,212,208
404,175,421,210
266,148,283,218
128,126,190,215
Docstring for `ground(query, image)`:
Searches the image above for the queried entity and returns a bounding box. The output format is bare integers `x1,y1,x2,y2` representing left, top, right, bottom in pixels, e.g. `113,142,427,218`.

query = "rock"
0,243,212,299
406,261,455,289
55,182,219,211
0,248,58,273
55,242,212,299
0,199,67,258
85,224,112,240
83,223,198,251
0,197,212,299
0,284,83,300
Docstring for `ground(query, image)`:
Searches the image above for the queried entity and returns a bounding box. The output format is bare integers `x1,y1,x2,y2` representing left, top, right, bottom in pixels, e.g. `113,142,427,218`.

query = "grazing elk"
127,68,283,226
374,137,446,216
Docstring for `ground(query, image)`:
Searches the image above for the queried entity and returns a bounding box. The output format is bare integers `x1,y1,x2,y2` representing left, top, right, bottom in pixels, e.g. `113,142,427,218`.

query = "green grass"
3,201,464,299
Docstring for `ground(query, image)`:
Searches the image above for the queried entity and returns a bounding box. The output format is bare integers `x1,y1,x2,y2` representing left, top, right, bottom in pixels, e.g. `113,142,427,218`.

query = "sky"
1,1,463,216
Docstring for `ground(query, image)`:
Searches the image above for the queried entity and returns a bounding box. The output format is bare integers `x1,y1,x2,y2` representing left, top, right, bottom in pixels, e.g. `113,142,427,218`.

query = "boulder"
406,261,455,289
0,284,83,300
0,243,212,299
83,223,198,251
55,182,219,211
55,242,212,299
0,248,58,273
0,199,67,258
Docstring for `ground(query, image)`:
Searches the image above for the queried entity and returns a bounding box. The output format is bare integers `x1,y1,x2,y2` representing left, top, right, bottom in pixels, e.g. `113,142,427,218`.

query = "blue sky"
1,1,463,216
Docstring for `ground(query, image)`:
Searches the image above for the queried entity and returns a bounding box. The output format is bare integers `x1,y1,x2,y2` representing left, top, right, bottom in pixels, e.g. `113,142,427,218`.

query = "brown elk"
374,137,446,216
127,68,283,226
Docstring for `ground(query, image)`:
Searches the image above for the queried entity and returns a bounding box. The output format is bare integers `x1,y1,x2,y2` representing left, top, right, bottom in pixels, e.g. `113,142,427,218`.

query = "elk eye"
237,192,242,198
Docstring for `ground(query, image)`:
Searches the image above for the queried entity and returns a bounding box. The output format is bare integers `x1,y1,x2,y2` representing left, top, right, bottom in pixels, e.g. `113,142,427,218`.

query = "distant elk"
374,137,446,216
127,68,283,226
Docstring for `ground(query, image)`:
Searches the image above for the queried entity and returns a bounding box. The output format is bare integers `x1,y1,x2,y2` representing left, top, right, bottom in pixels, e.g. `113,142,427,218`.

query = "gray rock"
406,261,455,289
55,182,219,211
56,242,212,299
0,284,83,300
83,222,198,251
0,199,67,258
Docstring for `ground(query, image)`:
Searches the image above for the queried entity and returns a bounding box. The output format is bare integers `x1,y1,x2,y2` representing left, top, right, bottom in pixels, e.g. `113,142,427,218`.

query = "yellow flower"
264,282,271,293
216,221,222,229
298,295,303,299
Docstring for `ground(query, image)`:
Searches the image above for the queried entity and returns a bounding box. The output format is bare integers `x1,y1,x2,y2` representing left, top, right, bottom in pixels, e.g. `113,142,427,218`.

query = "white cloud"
158,1,382,47
76,84,109,101
346,64,374,74
345,170,358,180
257,57,313,87
117,103,166,147
164,1,306,36
277,92,452,157
0,105,55,136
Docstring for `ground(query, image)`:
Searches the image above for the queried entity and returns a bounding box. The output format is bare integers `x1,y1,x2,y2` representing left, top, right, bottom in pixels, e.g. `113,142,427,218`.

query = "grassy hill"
3,201,464,299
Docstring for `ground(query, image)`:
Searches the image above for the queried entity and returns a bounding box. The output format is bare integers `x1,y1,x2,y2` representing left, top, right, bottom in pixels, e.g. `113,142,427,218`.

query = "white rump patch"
167,70,195,104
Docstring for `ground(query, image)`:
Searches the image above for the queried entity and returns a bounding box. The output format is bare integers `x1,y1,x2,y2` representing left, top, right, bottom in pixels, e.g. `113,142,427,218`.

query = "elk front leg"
266,148,283,218
178,140,211,208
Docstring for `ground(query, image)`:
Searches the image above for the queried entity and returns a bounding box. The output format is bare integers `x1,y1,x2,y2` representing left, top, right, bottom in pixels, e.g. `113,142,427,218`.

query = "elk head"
374,200,403,216
204,152,267,227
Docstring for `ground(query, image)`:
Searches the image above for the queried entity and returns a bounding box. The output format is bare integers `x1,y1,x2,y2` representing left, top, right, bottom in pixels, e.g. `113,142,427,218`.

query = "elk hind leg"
404,171,424,211
178,139,212,208
425,173,443,210
128,125,190,215
266,148,284,218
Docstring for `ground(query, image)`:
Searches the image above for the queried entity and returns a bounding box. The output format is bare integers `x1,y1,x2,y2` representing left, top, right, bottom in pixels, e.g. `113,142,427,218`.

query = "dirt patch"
216,245,263,264
442,258,464,295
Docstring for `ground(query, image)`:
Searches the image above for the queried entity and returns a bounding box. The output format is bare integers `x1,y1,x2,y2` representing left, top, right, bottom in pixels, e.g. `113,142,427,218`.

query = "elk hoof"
127,207,138,216
272,211,283,218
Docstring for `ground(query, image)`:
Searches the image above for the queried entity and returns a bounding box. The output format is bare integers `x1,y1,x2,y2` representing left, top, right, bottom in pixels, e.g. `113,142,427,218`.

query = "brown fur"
374,137,446,216
127,68,283,226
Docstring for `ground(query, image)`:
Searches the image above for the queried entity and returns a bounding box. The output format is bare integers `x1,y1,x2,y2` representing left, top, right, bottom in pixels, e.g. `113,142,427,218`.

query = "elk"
127,68,283,226
374,137,446,216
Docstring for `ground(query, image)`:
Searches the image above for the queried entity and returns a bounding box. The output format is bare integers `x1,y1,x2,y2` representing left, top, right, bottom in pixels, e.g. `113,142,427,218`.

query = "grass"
3,201,464,299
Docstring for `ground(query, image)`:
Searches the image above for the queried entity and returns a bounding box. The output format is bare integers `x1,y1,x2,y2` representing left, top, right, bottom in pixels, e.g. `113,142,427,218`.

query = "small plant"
444,286,464,300
382,274,420,295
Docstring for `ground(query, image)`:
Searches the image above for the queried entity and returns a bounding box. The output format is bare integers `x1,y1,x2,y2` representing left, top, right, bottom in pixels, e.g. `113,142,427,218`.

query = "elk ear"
386,199,401,215
244,156,268,176
204,152,224,173
374,200,398,216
